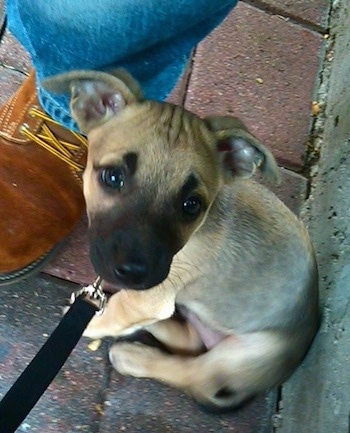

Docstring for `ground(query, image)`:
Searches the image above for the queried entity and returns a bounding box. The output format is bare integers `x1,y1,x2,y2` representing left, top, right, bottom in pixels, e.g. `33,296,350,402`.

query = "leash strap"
0,278,105,433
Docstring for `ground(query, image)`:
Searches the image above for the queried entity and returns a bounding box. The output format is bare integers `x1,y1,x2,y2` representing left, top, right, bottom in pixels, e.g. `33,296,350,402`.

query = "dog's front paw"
82,315,112,340
109,342,163,378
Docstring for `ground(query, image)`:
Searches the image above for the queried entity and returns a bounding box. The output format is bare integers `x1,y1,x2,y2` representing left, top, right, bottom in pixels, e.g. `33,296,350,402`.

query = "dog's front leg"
83,285,177,339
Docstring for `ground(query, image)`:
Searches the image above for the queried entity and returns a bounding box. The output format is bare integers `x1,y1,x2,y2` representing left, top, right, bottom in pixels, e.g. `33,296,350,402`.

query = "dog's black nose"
114,261,148,285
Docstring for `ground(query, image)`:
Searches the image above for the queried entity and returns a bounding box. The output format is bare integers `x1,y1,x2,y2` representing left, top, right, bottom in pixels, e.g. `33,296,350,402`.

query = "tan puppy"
43,70,319,411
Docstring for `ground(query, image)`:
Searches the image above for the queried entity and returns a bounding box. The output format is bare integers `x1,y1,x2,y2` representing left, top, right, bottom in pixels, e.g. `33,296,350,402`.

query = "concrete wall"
277,0,350,432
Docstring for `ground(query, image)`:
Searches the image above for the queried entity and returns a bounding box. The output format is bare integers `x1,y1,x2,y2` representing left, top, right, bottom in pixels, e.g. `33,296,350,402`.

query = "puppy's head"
43,70,280,289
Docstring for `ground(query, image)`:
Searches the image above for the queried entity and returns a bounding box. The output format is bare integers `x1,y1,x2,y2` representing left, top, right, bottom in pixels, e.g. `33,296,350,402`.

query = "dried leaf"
87,339,102,351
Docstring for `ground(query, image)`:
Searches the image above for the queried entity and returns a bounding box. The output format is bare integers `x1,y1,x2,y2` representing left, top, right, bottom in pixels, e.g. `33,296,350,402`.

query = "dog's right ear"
42,69,143,134
205,116,281,185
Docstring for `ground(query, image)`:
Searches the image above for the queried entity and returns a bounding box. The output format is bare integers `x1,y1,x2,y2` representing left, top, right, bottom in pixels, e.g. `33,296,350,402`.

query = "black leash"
0,277,106,433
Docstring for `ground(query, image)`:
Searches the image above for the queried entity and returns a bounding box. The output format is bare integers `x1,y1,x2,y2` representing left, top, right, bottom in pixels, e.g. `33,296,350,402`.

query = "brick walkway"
0,1,330,432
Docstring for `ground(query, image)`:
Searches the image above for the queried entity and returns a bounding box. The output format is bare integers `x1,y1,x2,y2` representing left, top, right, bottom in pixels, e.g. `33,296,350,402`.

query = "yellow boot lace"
20,106,88,172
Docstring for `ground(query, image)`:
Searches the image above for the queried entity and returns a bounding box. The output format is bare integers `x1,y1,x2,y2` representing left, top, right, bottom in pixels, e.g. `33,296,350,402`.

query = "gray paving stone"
0,66,25,105
0,276,109,433
100,376,276,433
0,30,31,73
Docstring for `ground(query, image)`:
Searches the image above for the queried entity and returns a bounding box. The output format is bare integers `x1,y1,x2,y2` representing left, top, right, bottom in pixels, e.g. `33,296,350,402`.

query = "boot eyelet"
28,106,38,118
19,123,30,136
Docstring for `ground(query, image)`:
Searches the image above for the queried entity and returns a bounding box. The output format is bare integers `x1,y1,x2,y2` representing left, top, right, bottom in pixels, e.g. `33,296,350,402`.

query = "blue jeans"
5,0,237,131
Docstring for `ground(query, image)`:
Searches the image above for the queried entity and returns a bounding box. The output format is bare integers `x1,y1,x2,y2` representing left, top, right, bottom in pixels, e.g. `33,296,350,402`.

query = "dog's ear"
205,116,281,184
42,69,143,133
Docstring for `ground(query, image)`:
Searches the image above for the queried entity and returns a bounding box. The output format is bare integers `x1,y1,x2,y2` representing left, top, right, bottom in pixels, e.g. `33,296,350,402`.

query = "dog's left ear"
42,69,143,134
205,116,281,185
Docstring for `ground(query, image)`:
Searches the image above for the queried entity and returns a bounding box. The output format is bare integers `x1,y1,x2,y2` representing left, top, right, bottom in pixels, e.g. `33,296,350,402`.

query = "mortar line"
0,62,29,76
92,346,114,433
242,0,330,35
0,16,6,41
303,0,337,199
182,47,197,107
272,386,283,433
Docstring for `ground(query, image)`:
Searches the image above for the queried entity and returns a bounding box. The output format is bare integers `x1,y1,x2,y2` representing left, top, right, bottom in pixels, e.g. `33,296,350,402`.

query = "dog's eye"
99,167,125,190
182,196,202,218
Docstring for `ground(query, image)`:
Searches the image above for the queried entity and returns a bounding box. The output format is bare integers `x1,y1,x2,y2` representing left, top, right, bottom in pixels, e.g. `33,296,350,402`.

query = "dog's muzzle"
88,229,174,290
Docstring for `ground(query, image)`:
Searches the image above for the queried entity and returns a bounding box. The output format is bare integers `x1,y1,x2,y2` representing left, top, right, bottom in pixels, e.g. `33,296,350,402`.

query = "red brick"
185,2,323,169
43,216,96,287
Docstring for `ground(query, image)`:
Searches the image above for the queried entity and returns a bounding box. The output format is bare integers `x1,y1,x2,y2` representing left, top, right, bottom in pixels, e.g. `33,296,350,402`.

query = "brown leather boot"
0,72,87,285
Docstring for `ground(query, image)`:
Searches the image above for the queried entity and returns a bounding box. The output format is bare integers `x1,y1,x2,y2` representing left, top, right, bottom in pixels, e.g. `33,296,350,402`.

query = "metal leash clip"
70,276,106,316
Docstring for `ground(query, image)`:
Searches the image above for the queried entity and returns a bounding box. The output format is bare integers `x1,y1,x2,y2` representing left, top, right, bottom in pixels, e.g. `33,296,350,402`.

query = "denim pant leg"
5,0,237,130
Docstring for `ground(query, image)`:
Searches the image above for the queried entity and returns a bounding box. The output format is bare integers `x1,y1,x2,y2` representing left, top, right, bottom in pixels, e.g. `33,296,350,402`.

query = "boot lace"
20,106,88,172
